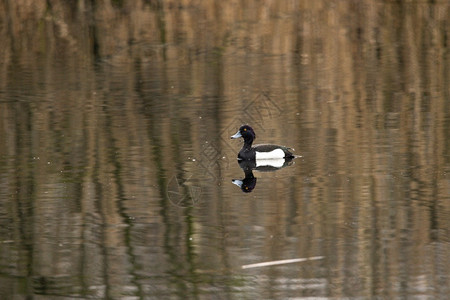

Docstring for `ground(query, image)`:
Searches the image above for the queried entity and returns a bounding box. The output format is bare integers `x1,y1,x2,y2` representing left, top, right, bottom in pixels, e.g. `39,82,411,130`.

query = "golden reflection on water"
0,0,449,299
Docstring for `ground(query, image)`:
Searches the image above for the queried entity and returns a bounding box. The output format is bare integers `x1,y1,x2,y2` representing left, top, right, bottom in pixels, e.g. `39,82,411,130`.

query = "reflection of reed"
0,0,449,299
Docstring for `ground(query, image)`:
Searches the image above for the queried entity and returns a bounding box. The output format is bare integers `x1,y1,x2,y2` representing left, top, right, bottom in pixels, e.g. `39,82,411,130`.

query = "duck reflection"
232,158,295,193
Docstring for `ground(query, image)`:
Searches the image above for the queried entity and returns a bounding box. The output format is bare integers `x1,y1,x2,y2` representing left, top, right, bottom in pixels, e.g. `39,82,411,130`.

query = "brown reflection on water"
0,0,449,299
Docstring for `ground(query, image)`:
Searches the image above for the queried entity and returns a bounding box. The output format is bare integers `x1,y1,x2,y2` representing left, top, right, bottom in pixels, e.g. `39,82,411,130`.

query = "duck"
230,125,295,160
231,159,295,193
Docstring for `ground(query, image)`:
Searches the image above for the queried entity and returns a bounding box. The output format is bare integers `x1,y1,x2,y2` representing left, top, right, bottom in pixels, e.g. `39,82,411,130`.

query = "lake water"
0,1,449,299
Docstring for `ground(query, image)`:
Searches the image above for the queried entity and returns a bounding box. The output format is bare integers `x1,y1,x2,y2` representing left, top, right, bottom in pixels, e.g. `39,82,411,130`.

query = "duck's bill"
231,131,242,139
231,179,243,187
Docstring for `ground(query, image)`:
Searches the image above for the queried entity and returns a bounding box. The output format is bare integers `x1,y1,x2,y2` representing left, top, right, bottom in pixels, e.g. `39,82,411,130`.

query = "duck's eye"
245,187,248,190
243,128,247,131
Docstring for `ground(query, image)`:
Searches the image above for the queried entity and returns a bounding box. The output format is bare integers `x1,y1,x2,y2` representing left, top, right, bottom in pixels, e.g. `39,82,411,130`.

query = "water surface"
0,1,449,299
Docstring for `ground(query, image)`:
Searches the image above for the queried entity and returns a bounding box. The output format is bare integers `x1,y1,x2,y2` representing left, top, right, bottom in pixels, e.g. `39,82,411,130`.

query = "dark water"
1,1,449,299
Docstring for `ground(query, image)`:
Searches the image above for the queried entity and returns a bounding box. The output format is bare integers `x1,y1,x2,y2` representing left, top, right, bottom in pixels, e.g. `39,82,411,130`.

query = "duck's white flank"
256,158,285,168
255,148,285,160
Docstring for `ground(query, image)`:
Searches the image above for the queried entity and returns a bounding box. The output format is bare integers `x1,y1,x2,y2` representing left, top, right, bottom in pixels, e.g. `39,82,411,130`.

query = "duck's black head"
232,167,257,193
230,125,256,146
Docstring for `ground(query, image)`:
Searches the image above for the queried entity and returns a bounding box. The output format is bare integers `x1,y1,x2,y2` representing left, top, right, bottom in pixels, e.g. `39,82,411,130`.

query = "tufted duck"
230,125,294,160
